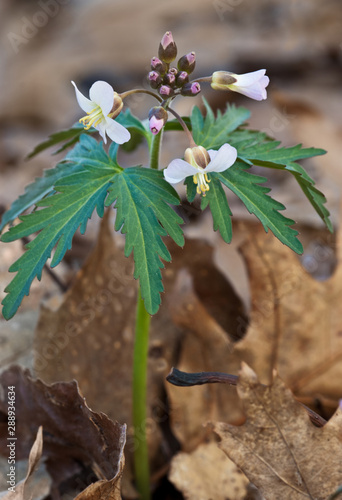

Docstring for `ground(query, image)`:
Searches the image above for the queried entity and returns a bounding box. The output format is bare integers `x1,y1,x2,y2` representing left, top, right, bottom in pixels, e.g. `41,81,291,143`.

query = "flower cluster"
148,31,201,100
72,31,270,198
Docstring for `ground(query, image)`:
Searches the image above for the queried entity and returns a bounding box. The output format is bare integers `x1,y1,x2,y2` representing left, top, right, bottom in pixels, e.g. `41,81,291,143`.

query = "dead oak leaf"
215,363,342,500
235,225,342,400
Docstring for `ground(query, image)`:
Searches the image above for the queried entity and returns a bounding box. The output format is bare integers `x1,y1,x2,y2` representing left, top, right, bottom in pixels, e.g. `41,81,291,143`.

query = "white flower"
164,143,237,196
211,69,269,101
71,80,131,144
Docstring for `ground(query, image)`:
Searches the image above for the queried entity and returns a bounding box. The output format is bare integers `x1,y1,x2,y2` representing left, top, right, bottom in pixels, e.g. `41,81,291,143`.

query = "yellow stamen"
79,105,104,130
193,171,211,196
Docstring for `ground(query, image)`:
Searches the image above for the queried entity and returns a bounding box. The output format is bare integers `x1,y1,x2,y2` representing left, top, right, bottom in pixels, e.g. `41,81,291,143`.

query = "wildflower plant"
0,32,331,500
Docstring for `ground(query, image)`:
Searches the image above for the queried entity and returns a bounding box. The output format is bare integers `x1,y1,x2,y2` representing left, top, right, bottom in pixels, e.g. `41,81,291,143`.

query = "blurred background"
0,0,341,313
0,0,341,202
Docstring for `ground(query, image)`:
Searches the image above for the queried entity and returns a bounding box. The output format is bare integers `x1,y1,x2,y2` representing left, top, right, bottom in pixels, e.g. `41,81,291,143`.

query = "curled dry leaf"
0,366,126,498
215,363,342,500
169,441,249,500
1,426,43,500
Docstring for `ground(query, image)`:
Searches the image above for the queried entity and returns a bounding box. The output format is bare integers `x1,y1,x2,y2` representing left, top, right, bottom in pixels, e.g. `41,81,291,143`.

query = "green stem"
133,289,151,500
132,131,163,499
167,107,196,148
149,128,163,170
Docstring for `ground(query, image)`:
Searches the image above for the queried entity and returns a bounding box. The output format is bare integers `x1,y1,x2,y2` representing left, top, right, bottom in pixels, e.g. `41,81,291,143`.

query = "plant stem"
120,88,163,103
132,132,163,499
149,128,163,170
133,289,151,500
167,107,196,148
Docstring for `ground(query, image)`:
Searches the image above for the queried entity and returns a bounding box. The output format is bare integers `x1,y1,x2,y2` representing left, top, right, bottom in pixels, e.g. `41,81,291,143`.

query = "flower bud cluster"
148,31,201,98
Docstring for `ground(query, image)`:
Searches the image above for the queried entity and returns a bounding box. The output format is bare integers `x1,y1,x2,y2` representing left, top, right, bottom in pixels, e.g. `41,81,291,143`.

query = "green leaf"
0,134,121,233
191,98,250,149
26,109,148,158
216,160,303,254
0,162,82,232
116,109,151,152
235,131,331,231
164,117,192,132
106,167,184,315
185,176,197,203
1,136,120,320
26,123,96,159
201,177,233,243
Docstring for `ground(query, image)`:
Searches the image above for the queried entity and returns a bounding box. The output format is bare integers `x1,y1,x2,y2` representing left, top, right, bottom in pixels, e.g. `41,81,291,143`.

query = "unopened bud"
159,85,174,98
148,106,168,135
176,71,189,87
158,31,177,64
151,57,167,75
178,52,196,74
184,146,210,169
148,71,162,89
164,72,176,87
108,92,123,119
211,71,237,90
181,82,201,97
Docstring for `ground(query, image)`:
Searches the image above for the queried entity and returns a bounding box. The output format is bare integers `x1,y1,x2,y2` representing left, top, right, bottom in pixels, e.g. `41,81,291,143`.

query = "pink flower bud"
177,52,196,74
151,57,167,74
159,85,174,97
176,71,189,87
148,106,168,135
148,71,162,89
158,31,177,63
164,72,176,87
181,82,201,97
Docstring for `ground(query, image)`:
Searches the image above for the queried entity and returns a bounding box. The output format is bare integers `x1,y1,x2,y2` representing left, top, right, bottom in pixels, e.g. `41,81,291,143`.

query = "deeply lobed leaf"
106,167,184,314
215,161,303,254
189,101,331,233
1,137,119,320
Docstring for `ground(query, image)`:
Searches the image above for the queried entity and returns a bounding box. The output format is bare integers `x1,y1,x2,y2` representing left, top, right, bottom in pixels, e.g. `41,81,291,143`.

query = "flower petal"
230,81,268,100
164,159,199,184
96,121,108,144
71,81,95,113
206,144,237,173
104,117,131,144
89,81,114,115
232,69,267,86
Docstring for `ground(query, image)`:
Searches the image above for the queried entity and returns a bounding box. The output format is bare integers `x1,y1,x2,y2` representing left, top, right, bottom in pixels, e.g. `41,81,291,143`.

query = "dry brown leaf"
0,366,126,497
1,426,43,500
75,453,124,500
234,225,342,401
215,363,342,500
169,441,249,500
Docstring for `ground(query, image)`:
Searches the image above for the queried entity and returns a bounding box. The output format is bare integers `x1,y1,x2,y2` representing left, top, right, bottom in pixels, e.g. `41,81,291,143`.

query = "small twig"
21,236,68,293
166,367,327,428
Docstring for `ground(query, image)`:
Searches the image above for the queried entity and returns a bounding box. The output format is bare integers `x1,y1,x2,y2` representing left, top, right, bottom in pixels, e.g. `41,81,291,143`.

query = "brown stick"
166,367,327,428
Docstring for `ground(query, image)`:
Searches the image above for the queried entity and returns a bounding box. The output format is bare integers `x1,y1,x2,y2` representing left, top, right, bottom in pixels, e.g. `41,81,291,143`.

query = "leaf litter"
2,212,342,498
